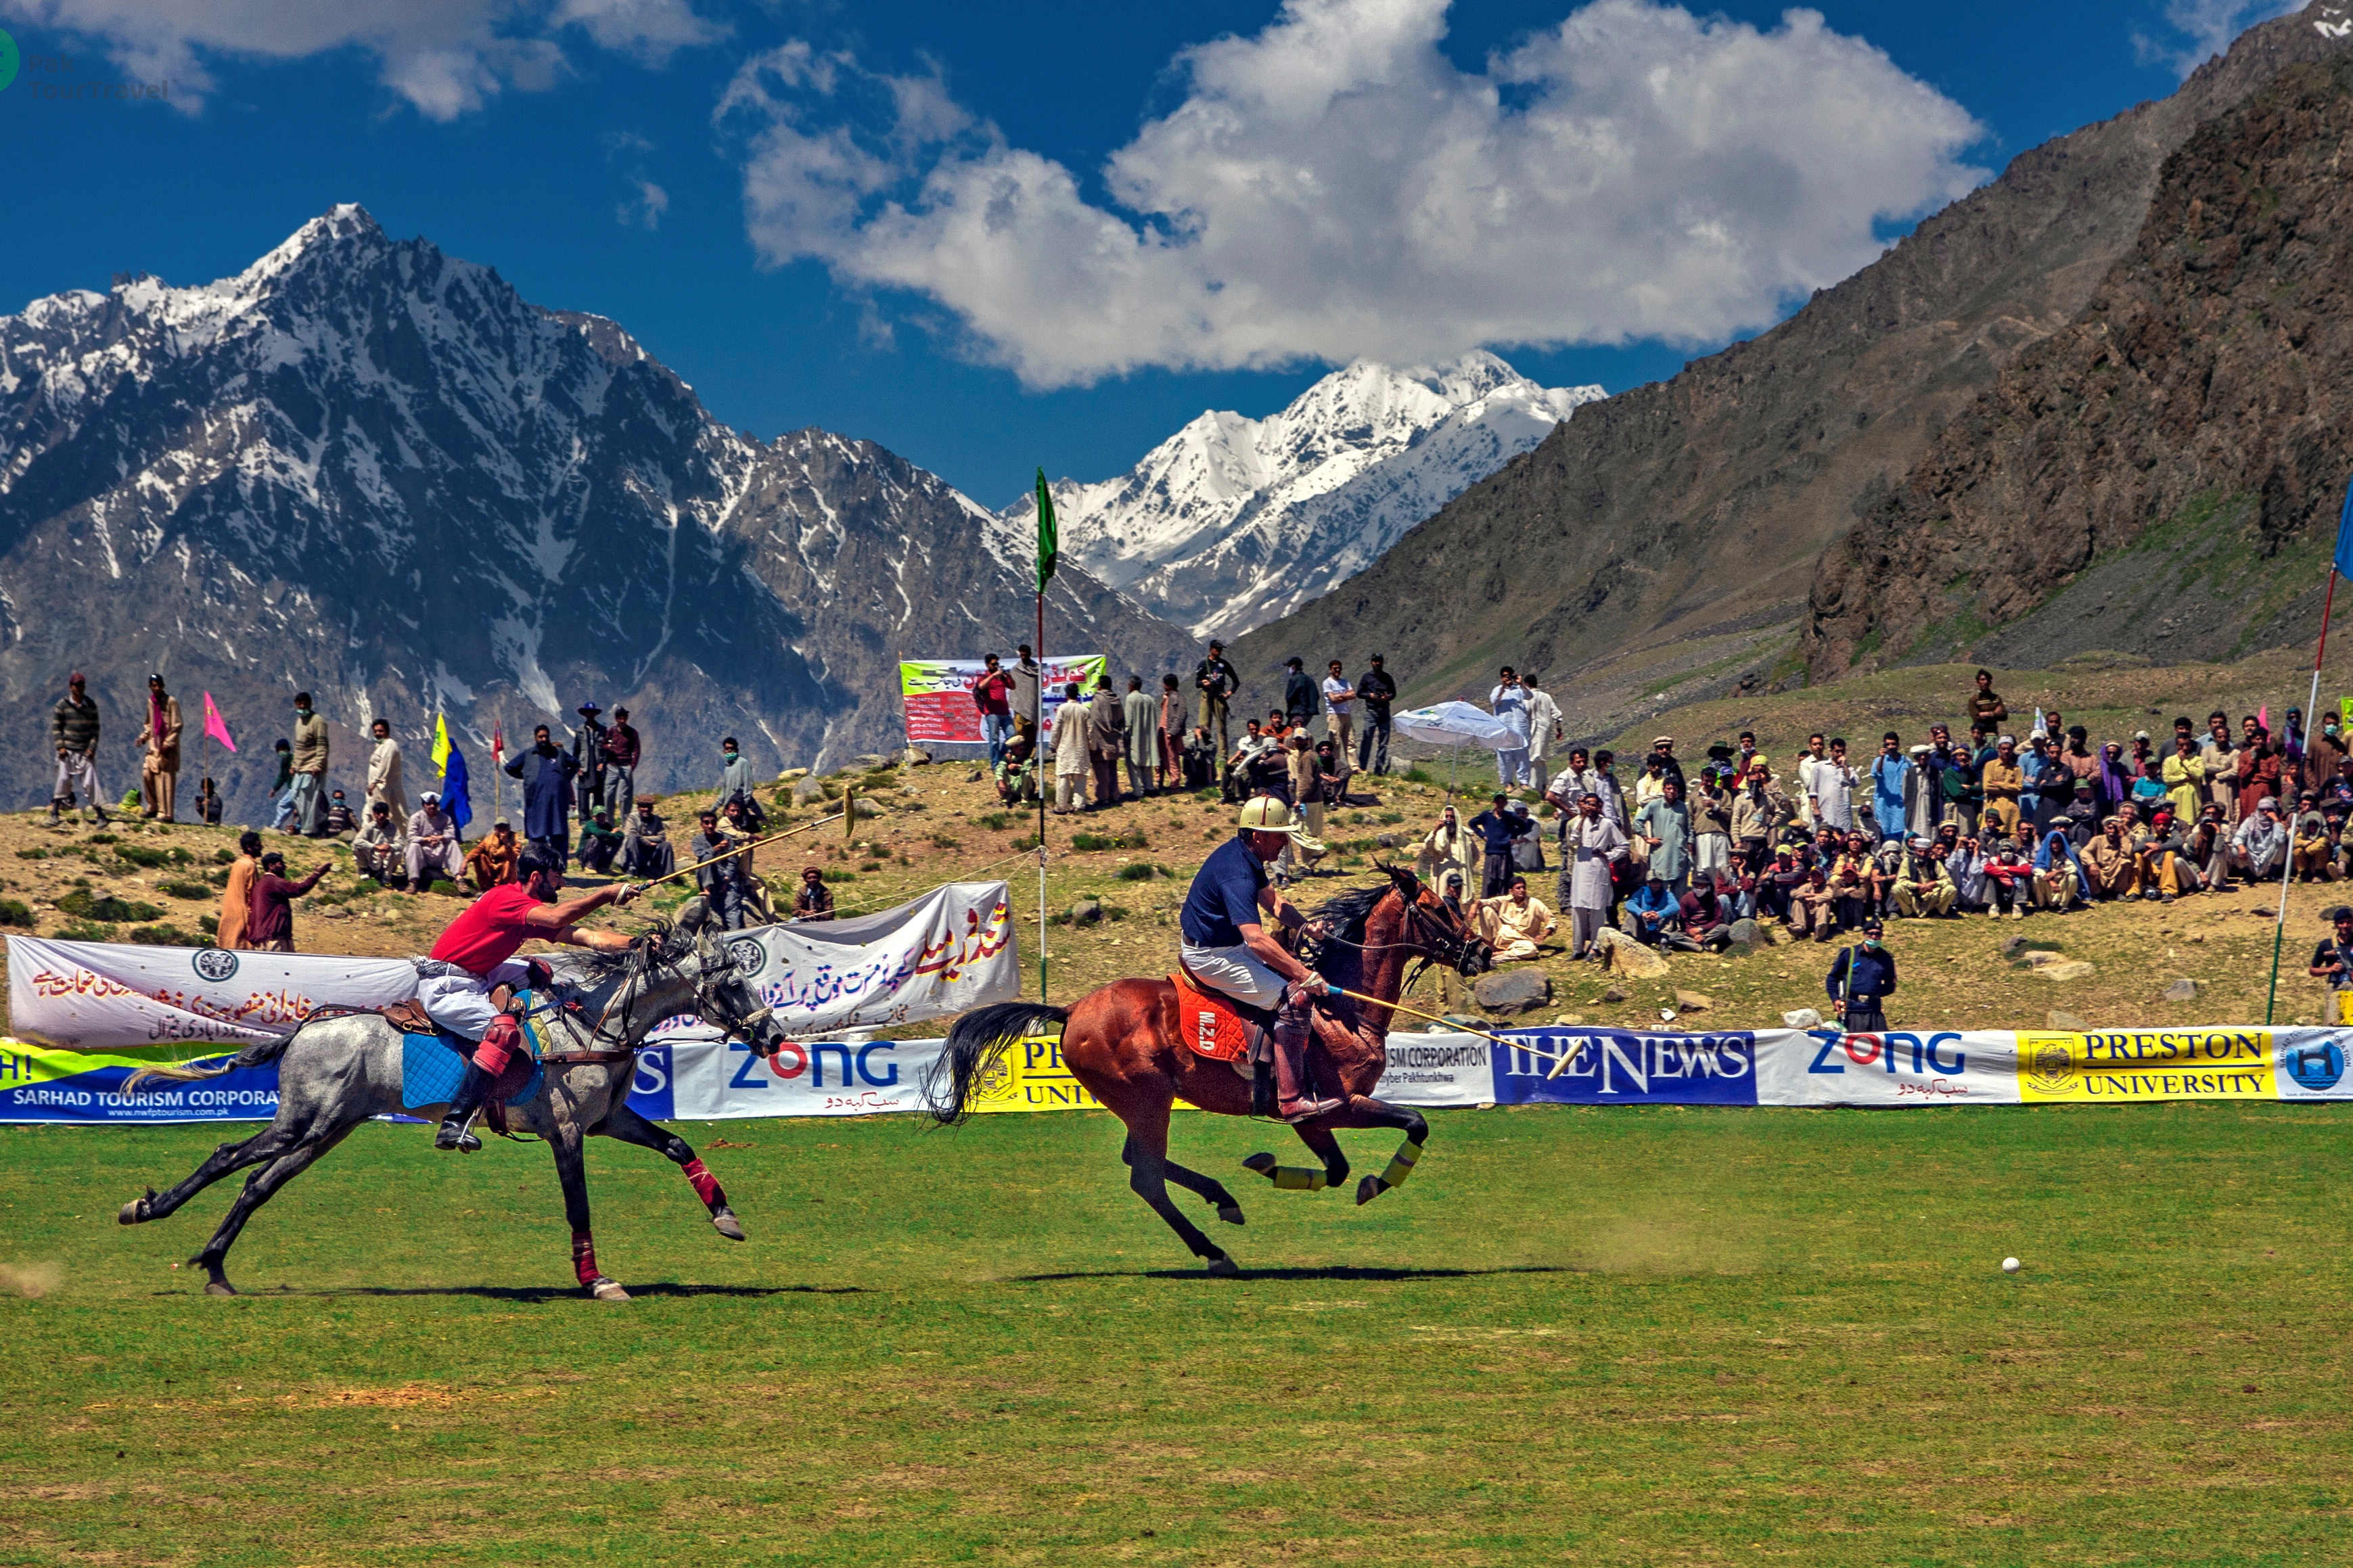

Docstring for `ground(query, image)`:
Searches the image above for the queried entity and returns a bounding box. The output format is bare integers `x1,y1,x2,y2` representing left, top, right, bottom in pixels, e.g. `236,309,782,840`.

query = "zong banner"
898,655,1105,745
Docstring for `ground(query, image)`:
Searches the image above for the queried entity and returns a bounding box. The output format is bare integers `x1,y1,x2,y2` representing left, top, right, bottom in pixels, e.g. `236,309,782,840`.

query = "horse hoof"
1204,1255,1240,1278
588,1277,631,1302
711,1211,747,1241
204,1279,237,1297
1216,1203,1246,1226
1354,1175,1388,1207
1241,1152,1276,1179
118,1189,154,1226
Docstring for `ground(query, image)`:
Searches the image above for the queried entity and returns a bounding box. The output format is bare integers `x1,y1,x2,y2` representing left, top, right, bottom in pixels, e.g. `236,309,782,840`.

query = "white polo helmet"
1236,796,1305,836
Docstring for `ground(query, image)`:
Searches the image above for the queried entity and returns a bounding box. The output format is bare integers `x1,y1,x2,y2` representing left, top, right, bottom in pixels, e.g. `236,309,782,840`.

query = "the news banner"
3,890,2350,1121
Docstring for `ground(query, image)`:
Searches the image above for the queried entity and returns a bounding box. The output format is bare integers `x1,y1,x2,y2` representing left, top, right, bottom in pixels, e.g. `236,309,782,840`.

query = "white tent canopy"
1392,701,1516,750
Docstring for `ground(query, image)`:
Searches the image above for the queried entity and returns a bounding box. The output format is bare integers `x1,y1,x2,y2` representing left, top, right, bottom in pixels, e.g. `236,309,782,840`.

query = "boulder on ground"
1474,969,1552,1013
901,746,932,766
1551,1014,1586,1027
792,776,828,806
1999,933,2027,959
2025,954,2095,981
1781,1007,1823,1029
1673,989,1713,1012
2047,1009,2088,1031
777,766,810,783
2162,977,2199,1002
1070,898,1103,925
1724,919,1763,950
1375,832,1401,849
1601,986,1630,1003
1595,927,1670,979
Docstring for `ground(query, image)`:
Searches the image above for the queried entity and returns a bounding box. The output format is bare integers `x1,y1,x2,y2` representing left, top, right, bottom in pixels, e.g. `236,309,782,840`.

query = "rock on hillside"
1225,3,2352,727
1805,49,2353,676
0,206,1187,819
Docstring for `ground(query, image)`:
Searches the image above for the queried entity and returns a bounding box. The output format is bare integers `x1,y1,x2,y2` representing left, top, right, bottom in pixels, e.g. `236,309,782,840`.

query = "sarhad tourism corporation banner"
898,654,1105,746
0,883,1019,1122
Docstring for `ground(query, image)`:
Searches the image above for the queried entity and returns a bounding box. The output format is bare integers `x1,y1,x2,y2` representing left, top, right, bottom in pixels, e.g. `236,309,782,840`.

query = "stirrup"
434,1115,481,1153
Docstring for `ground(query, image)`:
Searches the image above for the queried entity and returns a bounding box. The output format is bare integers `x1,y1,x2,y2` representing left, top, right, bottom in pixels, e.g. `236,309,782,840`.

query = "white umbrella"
1391,701,1519,798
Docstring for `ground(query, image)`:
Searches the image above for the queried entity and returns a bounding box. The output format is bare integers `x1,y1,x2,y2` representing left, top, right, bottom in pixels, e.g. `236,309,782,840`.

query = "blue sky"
0,0,2298,507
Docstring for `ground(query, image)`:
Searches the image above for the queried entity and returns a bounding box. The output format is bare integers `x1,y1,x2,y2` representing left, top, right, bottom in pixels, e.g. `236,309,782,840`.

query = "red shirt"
429,882,543,975
974,670,1014,718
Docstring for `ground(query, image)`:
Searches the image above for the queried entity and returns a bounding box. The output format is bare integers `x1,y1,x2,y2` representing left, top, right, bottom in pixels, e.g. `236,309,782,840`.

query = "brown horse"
923,864,1487,1274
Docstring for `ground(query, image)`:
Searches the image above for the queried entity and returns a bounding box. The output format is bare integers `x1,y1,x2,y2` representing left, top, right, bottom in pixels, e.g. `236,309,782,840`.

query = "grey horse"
117,908,787,1300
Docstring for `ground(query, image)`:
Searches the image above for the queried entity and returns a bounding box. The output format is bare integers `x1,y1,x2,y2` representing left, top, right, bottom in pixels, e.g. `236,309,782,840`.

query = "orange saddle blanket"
1168,970,1253,1061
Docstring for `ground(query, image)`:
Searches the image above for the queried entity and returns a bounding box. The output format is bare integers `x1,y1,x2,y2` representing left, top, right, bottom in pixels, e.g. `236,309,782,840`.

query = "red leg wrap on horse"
681,1157,724,1208
572,1229,600,1285
475,1015,520,1078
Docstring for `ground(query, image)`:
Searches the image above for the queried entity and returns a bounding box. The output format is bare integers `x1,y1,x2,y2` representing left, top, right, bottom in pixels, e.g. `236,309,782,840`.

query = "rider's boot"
1272,986,1344,1124
434,1062,491,1152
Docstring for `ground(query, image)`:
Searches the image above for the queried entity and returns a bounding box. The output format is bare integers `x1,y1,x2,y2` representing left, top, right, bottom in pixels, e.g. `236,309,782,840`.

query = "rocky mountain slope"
1008,354,1602,640
1804,49,2353,677
0,207,1187,819
1225,3,2353,733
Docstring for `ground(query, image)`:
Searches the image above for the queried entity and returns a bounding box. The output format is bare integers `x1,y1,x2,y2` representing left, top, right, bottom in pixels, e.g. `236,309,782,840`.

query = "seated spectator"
2082,817,2139,901
2231,798,2290,881
324,789,359,837
465,819,521,892
2031,826,2086,910
2060,778,2100,844
1479,875,1555,961
1947,833,1990,912
405,792,466,892
1830,831,1885,929
577,808,624,874
2131,808,2195,901
1892,837,1957,918
2182,806,2230,892
2293,791,2338,881
352,801,407,886
195,777,224,826
1625,873,1697,950
1756,846,1806,923
618,799,674,878
792,865,836,922
995,733,1041,806
1787,866,1840,942
1983,834,2034,920
1678,872,1739,949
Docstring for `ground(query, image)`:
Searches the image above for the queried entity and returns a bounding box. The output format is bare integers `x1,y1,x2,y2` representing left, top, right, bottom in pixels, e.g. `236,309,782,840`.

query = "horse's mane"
552,915,687,988
1309,881,1392,978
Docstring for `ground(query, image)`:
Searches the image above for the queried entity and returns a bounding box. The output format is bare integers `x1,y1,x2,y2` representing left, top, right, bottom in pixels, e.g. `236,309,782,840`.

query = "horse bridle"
547,935,775,1066
1306,869,1489,985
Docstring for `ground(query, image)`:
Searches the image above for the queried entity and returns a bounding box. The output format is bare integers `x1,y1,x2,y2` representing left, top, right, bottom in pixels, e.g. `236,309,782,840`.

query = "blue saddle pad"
399,1027,545,1111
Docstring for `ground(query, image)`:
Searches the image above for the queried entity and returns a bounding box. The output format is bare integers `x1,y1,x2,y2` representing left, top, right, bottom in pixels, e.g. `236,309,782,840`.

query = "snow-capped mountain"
0,205,1186,816
1007,354,1605,641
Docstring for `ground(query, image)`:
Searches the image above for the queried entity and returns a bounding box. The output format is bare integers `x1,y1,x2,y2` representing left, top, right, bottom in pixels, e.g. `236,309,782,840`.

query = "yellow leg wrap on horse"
1376,1135,1426,1193
1271,1166,1331,1191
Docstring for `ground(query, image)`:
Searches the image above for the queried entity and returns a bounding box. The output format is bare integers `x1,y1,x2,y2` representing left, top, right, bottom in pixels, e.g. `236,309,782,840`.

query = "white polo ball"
2001,1256,2021,1274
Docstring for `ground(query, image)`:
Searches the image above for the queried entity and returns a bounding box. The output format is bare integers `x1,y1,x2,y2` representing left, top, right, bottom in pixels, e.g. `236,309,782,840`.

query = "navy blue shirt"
1469,808,1531,856
1181,835,1270,948
1825,944,1898,1002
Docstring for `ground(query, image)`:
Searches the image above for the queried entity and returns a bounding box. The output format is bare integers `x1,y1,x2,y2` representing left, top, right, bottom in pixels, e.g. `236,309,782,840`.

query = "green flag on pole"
1034,467,1057,593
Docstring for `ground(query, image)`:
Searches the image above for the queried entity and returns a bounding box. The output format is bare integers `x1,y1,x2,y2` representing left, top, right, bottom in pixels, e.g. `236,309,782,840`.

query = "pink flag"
2258,702,2270,733
202,691,236,753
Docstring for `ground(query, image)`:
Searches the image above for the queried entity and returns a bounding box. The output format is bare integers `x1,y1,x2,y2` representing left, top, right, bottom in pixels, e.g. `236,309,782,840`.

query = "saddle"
1168,969,1257,1065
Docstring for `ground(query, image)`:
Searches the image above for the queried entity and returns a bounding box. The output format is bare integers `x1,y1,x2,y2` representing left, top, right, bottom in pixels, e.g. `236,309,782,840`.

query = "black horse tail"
121,1032,300,1096
923,1001,1068,1125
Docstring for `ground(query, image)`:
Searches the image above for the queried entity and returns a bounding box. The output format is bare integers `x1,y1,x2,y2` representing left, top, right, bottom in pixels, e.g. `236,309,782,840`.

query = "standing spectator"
1812,738,1857,833
974,655,1015,768
1634,776,1693,896
1795,734,1829,825
1157,674,1188,791
352,802,407,886
217,831,261,950
1320,660,1355,758
1051,682,1091,812
246,851,328,952
1927,727,1980,834
793,866,837,922
1489,666,1532,788
1691,764,1735,879
1825,919,1897,1030
1966,670,2008,731
1415,804,1477,896
2236,735,2284,823
49,672,107,826
576,809,624,875
407,792,467,891
1469,792,1532,899
1980,735,2025,837
691,809,753,930
2201,712,2239,821
1523,675,1562,785
288,692,330,837
713,734,754,814
2308,711,2351,795
1122,675,1159,798
2308,906,2353,1000
139,672,183,822
267,739,295,832
465,820,522,892
1281,658,1319,731
1731,761,1793,875
1354,654,1396,775
1193,639,1239,755
1009,645,1043,748
365,718,409,821
505,724,578,861
618,798,673,878
601,706,641,822
1086,674,1126,807
194,777,224,826
1559,793,1628,959
1869,733,1911,843
570,702,611,828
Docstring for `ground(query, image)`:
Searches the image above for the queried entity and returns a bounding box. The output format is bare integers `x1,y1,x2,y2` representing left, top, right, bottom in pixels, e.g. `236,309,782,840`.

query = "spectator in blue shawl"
1869,733,1912,843
2032,825,2089,910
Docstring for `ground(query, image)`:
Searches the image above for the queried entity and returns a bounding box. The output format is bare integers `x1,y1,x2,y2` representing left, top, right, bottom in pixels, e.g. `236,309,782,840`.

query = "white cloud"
720,0,1988,388
0,0,724,117
2134,0,2303,77
618,177,670,229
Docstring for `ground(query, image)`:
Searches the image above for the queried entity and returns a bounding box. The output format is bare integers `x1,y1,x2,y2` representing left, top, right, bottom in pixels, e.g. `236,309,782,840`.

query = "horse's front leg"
1331,1097,1428,1207
549,1113,626,1302
595,1103,745,1241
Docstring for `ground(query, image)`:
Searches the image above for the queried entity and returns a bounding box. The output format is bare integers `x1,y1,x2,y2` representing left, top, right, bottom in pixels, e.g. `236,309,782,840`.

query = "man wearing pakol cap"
406,791,465,892
139,672,183,822
1825,918,1897,1032
49,672,108,826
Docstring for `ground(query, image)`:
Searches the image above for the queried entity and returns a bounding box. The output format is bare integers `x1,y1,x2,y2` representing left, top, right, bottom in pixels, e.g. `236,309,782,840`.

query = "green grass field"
4,1102,2350,1565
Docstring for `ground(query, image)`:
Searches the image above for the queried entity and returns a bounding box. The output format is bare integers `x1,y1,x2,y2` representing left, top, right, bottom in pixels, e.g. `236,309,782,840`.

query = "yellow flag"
431,712,451,774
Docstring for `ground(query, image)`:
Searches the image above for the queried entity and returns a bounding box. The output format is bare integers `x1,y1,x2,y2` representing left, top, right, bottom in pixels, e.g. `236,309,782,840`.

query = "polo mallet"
628,811,846,896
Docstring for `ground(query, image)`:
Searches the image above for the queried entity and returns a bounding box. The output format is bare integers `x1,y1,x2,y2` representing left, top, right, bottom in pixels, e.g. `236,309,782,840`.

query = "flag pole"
2268,562,2340,1023
1034,467,1057,1005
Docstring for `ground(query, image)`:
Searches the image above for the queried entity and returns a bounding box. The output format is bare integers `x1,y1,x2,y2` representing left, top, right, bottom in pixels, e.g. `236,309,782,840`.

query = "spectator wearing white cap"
405,790,465,892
